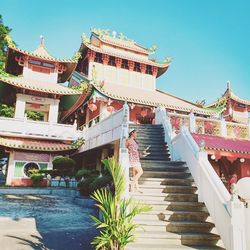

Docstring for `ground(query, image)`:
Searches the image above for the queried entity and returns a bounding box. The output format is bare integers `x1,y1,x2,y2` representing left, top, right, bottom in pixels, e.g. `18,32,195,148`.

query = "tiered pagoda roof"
208,83,250,107
80,29,171,77
5,38,78,83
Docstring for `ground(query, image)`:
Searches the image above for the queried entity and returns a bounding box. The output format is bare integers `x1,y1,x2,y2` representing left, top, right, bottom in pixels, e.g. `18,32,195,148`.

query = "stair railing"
156,106,247,249
172,126,246,250
118,102,130,198
155,106,174,159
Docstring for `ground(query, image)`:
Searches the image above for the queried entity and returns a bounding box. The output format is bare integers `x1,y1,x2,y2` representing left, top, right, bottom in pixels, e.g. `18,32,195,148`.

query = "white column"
14,94,26,119
48,99,60,123
220,117,227,137
189,112,196,133
227,197,246,250
119,103,130,199
248,120,250,139
6,151,15,186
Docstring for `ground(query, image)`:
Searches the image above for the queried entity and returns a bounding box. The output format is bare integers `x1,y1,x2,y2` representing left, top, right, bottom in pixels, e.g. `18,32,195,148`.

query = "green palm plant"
90,157,151,250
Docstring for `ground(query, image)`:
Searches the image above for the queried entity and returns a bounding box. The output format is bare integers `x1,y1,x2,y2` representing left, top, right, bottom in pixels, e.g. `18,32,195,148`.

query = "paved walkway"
0,193,98,250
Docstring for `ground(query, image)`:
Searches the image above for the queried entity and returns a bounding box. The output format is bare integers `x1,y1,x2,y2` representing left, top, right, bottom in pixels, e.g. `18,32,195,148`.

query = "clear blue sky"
1,0,249,104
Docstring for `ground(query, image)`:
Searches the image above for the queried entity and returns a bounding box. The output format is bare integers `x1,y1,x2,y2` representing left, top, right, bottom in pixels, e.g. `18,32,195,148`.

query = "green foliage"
0,15,15,72
52,157,76,176
26,110,44,121
78,176,97,196
90,157,151,250
0,103,14,117
90,175,112,192
29,169,44,187
75,169,93,180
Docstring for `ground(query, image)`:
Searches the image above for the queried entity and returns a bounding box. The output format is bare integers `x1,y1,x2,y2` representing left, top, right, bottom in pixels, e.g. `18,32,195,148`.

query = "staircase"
127,124,225,250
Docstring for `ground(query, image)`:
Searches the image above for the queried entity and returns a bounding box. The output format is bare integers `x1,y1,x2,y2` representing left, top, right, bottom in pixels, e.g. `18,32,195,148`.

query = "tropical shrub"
29,169,44,187
75,169,95,180
0,103,14,117
78,176,97,196
90,157,151,250
52,156,76,176
90,175,112,192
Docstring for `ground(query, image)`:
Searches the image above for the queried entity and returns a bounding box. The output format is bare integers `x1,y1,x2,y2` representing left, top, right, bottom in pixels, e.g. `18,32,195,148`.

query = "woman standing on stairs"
126,129,143,193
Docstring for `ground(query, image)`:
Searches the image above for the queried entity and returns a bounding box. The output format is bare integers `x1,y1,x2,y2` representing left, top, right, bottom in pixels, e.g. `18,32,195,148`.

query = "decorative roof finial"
227,80,231,90
40,35,44,46
112,31,117,38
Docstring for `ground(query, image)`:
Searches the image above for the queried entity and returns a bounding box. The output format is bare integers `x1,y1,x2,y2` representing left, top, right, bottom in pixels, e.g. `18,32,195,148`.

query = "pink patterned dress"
127,139,141,168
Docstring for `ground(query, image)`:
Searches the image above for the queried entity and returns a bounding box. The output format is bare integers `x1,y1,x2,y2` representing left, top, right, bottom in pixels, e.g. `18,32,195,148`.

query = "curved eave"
60,84,94,122
0,76,81,96
229,91,250,106
80,42,171,72
0,139,79,152
93,84,220,116
6,46,78,83
8,46,78,63
93,33,150,55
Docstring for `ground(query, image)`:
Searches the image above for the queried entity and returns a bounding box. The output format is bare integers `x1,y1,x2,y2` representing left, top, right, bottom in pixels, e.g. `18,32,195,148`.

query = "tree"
0,15,13,73
90,157,151,250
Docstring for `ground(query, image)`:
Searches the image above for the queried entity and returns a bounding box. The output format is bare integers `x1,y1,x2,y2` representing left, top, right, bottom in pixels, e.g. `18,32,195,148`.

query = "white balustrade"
154,107,248,250
167,112,249,140
0,116,77,140
78,108,124,152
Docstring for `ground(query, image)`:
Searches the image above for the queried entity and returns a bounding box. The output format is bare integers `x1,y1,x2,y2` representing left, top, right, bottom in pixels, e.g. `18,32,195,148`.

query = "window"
134,62,141,72
23,162,39,177
121,59,129,69
146,65,152,75
108,56,116,66
28,59,55,69
94,52,103,63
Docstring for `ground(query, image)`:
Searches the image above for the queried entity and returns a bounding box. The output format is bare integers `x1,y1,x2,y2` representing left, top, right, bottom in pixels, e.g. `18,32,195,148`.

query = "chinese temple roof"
0,75,81,95
0,137,83,152
192,133,250,155
5,37,78,83
91,29,150,55
80,29,170,78
207,82,250,107
61,80,223,121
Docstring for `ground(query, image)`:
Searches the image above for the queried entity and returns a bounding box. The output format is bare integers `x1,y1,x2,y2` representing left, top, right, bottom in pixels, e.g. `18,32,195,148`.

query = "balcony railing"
0,116,78,141
168,113,250,140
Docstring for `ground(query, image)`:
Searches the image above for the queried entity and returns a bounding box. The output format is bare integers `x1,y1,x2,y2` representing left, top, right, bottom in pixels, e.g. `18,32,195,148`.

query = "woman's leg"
133,165,143,191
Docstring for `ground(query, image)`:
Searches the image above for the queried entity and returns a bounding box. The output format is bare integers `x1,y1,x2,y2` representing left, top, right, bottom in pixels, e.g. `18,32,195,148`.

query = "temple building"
0,29,249,187
0,37,82,186
60,29,250,186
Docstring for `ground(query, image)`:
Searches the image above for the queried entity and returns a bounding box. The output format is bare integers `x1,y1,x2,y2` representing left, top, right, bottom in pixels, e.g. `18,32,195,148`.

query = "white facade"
88,61,156,90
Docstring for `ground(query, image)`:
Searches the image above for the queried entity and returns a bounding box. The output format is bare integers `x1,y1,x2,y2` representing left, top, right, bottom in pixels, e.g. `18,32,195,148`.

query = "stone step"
138,201,207,212
142,171,191,179
132,231,221,246
134,220,215,233
138,178,195,186
140,165,188,172
127,243,224,250
132,192,198,202
141,156,171,161
141,160,185,166
135,211,209,222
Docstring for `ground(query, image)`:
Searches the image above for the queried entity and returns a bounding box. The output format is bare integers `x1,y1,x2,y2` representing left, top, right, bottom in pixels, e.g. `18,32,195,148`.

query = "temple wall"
23,67,58,83
6,150,54,187
90,62,155,90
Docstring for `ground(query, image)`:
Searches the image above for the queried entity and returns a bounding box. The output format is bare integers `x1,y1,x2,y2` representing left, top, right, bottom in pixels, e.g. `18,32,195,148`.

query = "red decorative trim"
102,54,109,65
128,61,135,71
115,58,122,68
152,66,158,76
87,50,96,62
140,63,146,73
